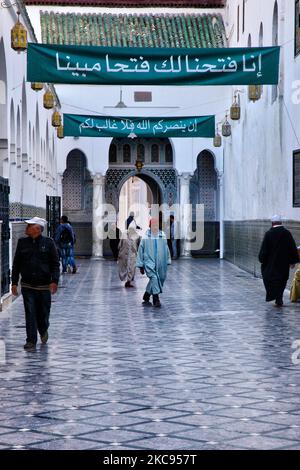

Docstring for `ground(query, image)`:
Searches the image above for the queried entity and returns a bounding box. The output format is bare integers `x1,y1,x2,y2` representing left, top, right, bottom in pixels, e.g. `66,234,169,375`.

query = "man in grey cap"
12,217,60,350
259,215,298,307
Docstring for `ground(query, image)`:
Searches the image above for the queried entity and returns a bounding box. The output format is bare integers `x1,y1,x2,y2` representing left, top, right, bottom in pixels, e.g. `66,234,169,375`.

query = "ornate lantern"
11,12,27,52
52,110,62,128
213,129,222,147
31,82,44,92
43,88,54,109
135,159,144,172
57,125,64,139
230,94,241,120
222,115,231,137
248,85,261,102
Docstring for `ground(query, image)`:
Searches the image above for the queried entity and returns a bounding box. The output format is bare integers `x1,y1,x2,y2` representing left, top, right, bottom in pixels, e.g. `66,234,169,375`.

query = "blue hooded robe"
136,229,171,295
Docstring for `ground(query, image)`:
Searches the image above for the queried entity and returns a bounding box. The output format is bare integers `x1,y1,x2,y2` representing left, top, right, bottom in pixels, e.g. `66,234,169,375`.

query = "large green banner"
63,114,215,138
27,43,280,86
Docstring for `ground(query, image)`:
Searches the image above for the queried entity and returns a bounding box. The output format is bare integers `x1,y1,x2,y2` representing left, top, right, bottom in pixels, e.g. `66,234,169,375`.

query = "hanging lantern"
52,110,62,128
248,85,261,102
43,88,54,109
213,130,222,147
57,125,64,139
230,94,241,120
11,12,27,52
222,115,231,137
135,159,144,172
31,82,44,92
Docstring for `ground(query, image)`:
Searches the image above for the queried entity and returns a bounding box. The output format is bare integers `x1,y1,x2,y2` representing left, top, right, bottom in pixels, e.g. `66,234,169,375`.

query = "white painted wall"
119,178,150,232
0,5,61,211
223,0,300,221
55,81,228,176
22,1,300,224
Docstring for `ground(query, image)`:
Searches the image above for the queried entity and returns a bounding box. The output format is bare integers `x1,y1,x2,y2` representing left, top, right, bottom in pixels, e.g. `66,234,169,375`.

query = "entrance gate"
105,168,178,211
46,195,61,239
0,177,10,296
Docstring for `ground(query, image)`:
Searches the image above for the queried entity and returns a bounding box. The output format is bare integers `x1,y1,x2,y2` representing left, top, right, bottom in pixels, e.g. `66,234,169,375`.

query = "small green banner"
63,114,215,138
27,43,280,86
64,114,215,138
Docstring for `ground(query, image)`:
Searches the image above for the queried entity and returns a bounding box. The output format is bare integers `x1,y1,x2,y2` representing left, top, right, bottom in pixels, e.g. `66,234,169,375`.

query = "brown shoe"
125,281,134,288
24,342,36,350
40,331,48,344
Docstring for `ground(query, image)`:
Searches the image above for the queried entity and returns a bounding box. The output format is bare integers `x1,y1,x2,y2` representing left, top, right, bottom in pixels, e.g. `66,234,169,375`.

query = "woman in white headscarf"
118,222,141,288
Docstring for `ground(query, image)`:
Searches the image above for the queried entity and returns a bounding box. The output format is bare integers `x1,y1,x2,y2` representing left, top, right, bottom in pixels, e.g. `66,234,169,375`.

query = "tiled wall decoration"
10,203,46,220
224,220,300,282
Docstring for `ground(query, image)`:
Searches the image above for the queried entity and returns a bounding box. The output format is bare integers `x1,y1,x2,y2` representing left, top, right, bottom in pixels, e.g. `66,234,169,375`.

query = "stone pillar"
0,139,8,176
217,171,224,260
179,172,192,258
92,173,105,259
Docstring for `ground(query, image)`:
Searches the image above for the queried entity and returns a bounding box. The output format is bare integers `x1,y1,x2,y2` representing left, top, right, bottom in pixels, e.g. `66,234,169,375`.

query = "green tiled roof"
40,12,227,48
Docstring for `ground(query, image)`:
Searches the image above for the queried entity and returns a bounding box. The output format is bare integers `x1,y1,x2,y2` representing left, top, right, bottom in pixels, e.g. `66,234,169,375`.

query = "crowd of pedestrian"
10,210,300,351
10,212,176,350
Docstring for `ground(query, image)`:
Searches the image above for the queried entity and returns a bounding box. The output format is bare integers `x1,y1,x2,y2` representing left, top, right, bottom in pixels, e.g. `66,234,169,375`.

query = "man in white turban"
259,215,298,307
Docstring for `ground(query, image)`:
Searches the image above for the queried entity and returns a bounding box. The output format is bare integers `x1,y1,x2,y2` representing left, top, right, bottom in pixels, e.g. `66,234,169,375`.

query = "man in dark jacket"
12,217,60,350
259,215,299,307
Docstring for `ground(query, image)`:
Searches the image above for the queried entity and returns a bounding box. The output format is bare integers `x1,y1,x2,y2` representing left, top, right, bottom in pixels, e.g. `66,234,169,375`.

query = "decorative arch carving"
105,167,178,211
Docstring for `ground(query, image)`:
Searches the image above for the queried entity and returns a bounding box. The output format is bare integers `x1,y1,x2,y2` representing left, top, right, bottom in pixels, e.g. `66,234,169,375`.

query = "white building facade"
2,0,300,305
25,0,227,260
222,0,300,276
0,0,62,305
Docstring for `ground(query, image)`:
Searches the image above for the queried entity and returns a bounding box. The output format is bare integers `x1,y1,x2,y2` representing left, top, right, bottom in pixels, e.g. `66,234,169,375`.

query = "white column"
179,172,192,258
57,173,63,199
92,173,105,259
218,171,224,260
0,139,8,176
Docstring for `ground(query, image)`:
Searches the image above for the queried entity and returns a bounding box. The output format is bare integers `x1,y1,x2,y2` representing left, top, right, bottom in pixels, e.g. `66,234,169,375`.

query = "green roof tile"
40,11,226,48
160,15,170,48
169,15,180,48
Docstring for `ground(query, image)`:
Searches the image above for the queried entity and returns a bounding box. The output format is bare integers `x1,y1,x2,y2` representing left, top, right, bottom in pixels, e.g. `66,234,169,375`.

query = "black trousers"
110,240,119,260
21,288,51,344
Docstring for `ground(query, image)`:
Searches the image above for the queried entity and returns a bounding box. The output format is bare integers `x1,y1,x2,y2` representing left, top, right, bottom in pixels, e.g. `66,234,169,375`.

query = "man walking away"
136,218,171,308
166,215,178,260
55,215,77,274
12,217,60,350
259,215,298,307
108,222,121,261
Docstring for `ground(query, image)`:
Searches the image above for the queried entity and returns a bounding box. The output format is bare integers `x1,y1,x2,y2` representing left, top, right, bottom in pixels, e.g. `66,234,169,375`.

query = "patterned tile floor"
0,258,300,450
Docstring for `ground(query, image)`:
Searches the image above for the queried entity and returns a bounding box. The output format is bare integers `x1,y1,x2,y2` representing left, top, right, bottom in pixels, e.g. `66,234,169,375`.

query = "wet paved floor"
0,258,300,450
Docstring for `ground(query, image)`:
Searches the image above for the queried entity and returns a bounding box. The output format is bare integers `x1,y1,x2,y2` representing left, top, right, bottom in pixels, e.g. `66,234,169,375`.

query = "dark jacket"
54,223,75,247
126,216,141,230
259,226,299,282
126,216,134,229
12,235,60,287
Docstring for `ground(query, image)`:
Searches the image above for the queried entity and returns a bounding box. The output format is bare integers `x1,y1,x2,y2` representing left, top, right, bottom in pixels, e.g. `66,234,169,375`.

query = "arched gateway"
106,137,177,209
103,137,178,257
